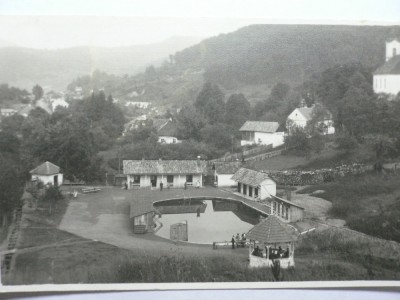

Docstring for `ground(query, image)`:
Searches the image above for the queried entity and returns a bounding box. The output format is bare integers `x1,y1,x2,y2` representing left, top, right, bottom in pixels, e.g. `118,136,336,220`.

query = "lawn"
297,171,400,242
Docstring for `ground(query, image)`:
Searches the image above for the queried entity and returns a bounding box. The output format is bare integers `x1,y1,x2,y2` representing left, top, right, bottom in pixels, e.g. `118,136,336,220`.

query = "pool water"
154,199,261,244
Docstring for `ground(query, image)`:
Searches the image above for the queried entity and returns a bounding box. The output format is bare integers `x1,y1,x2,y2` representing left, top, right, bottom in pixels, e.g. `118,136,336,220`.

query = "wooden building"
130,197,155,234
231,168,276,200
247,215,298,269
123,159,206,189
30,161,63,186
270,195,304,223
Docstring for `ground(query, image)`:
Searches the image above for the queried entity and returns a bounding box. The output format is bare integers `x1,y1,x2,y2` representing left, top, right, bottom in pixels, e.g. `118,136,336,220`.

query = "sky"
0,0,400,49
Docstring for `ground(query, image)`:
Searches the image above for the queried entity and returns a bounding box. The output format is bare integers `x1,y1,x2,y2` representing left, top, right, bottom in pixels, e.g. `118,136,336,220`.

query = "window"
186,175,193,183
167,175,173,187
255,187,258,198
249,186,253,197
160,138,166,144
238,182,241,193
243,184,247,195
133,175,140,184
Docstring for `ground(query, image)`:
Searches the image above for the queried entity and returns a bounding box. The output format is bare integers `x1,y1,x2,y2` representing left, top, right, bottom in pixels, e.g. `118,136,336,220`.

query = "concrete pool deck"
58,186,253,257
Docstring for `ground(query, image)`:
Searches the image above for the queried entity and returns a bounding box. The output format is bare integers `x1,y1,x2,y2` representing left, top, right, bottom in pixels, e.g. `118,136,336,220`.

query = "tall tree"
194,82,225,124
225,93,251,130
32,84,44,101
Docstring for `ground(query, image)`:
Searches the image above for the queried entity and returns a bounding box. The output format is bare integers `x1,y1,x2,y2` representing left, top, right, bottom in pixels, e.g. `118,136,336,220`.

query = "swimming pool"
153,199,262,244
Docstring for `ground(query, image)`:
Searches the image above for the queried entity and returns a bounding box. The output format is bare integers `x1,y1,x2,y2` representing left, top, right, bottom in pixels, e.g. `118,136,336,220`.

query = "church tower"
385,39,400,61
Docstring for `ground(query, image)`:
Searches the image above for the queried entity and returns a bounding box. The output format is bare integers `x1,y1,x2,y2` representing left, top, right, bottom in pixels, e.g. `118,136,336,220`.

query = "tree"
225,93,251,130
176,105,205,140
285,127,311,155
42,185,64,215
194,82,225,124
363,134,396,172
32,84,44,101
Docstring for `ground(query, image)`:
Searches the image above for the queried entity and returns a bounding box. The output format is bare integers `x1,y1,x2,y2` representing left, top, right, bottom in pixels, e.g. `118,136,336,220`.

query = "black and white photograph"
0,0,400,295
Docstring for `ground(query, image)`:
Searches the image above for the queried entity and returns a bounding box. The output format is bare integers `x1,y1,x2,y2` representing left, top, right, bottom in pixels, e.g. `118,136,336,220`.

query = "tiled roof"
130,197,154,218
246,215,298,244
123,160,207,175
158,121,178,137
152,119,169,131
272,195,305,210
214,161,242,174
374,56,400,75
30,161,61,175
231,168,274,186
239,121,280,133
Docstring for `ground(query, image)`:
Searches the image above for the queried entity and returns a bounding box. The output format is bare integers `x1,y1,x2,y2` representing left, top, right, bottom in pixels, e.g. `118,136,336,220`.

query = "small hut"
30,161,63,186
246,215,298,268
130,197,155,234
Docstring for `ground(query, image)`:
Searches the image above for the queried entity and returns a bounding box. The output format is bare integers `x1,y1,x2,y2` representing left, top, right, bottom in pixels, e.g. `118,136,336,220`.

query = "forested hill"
0,36,202,90
173,25,400,88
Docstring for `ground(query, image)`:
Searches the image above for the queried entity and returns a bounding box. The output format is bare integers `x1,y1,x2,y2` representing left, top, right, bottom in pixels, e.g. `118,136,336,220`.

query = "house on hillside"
213,161,242,187
286,104,334,135
123,159,206,189
373,39,400,96
239,121,285,148
50,97,69,112
153,118,181,144
231,168,276,201
30,161,63,186
125,101,151,109
122,115,148,136
0,108,17,118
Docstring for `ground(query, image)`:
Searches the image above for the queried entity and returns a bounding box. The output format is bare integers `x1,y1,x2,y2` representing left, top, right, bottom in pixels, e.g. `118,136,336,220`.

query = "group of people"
231,233,247,249
252,246,290,259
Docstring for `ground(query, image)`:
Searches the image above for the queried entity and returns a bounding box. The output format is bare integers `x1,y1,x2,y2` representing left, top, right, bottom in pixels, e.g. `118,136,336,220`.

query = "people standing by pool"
231,235,235,249
160,182,163,191
184,181,187,190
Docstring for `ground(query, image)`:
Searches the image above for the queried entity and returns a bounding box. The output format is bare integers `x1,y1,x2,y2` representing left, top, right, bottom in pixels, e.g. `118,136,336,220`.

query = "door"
54,175,58,186
150,175,157,187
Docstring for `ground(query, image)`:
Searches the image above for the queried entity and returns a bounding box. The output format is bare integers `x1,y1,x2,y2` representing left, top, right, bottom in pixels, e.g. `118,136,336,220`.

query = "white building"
125,101,151,109
123,159,206,189
0,108,17,118
30,161,63,186
153,119,181,144
231,168,276,201
50,98,69,111
373,39,400,96
213,161,241,187
239,121,285,148
286,105,335,135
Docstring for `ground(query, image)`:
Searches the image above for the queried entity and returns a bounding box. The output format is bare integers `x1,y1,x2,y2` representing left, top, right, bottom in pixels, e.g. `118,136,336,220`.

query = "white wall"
158,136,180,144
373,74,400,95
127,174,202,189
32,173,63,186
215,173,236,187
241,132,284,148
386,40,400,61
259,178,276,199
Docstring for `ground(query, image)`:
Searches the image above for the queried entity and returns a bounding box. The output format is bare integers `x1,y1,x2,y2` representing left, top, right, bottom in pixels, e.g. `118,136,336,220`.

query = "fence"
210,144,274,163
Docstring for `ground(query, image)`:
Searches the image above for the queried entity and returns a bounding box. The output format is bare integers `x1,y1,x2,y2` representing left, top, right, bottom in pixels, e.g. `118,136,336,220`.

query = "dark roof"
239,121,280,133
152,119,169,131
130,197,154,218
374,56,400,75
231,168,274,186
123,160,207,175
158,120,178,137
214,161,242,174
272,195,305,210
29,161,61,175
246,215,298,244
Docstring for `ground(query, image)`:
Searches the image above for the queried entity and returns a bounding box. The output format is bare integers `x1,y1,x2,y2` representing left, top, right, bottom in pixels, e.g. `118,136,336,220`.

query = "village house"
153,118,180,144
213,161,242,187
125,101,151,109
0,108,17,118
50,97,69,112
239,121,285,148
286,104,335,135
270,195,304,223
30,161,63,186
231,168,276,201
123,159,206,189
373,38,400,96
122,115,148,136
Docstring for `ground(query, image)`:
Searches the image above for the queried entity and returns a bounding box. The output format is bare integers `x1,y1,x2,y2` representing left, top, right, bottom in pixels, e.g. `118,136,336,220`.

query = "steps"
133,224,147,234
1,206,22,273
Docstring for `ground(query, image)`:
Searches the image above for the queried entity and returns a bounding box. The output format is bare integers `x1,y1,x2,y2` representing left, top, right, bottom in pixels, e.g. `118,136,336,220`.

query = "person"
196,180,200,188
160,182,163,191
124,182,128,190
231,235,235,249
184,181,187,190
285,247,290,258
253,245,260,256
236,233,240,241
278,246,283,257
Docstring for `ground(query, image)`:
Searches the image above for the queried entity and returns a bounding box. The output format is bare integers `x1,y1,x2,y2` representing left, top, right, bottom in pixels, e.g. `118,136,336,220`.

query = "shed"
30,161,63,186
130,196,155,234
247,215,298,268
270,195,305,223
231,168,276,200
213,161,242,187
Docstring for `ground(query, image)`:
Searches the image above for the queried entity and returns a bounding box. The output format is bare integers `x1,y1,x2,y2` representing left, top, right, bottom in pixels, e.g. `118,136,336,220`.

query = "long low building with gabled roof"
123,159,207,189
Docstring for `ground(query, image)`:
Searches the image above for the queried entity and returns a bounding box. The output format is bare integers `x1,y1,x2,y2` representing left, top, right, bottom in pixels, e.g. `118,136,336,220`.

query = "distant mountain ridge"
172,25,400,88
0,36,202,90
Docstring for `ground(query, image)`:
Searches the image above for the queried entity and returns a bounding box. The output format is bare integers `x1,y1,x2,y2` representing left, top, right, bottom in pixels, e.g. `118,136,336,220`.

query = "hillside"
0,36,202,90
173,24,400,88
